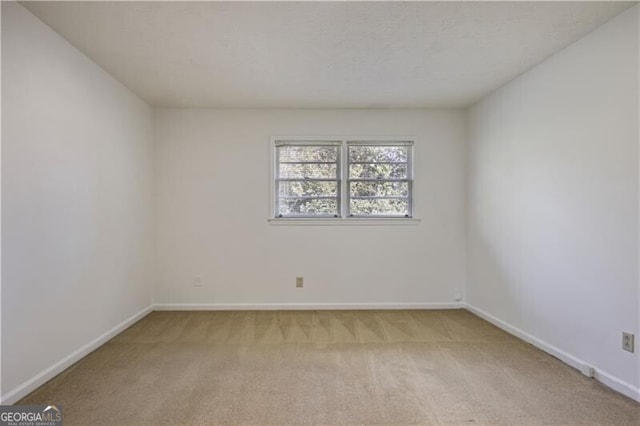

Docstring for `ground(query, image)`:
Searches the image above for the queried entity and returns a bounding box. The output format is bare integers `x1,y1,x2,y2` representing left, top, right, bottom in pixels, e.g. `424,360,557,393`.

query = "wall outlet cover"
622,332,634,353
193,276,203,287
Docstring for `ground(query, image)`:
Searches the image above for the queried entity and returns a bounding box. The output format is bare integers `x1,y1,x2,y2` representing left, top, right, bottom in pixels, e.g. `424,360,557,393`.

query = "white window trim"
268,136,420,226
266,217,421,226
346,140,414,219
274,140,342,219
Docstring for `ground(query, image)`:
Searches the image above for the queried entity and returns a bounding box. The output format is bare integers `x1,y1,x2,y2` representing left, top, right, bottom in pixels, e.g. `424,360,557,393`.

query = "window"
273,138,414,219
274,141,341,217
347,142,412,217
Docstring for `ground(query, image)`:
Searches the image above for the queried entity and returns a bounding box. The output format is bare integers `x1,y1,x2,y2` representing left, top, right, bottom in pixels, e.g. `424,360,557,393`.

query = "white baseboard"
1,305,152,405
464,303,640,403
153,302,463,311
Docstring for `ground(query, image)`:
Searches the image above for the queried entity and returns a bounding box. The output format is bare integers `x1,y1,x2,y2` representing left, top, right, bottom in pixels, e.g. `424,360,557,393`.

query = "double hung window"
347,142,412,217
274,141,341,218
273,139,413,219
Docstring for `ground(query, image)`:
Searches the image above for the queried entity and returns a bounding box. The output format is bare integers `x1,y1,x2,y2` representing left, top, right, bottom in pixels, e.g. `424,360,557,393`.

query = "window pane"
278,146,338,162
350,198,408,216
350,181,408,197
278,198,338,216
279,181,337,197
349,145,407,163
349,163,407,179
279,163,337,179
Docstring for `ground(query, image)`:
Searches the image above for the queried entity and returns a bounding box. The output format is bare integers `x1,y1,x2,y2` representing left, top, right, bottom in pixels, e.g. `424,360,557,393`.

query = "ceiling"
21,1,635,108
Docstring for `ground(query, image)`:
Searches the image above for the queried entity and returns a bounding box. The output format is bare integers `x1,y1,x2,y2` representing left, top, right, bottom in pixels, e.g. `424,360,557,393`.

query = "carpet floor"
19,309,640,425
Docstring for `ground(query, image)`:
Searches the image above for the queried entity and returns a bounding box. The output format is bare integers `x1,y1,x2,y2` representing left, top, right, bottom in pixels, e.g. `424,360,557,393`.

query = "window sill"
267,217,421,226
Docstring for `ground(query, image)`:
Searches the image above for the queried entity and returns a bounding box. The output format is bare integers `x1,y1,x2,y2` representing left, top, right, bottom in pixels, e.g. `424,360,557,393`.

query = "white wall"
154,109,467,307
467,5,639,399
1,2,154,401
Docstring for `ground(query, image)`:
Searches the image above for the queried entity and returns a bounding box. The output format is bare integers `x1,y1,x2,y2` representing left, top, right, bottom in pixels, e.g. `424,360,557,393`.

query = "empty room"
1,0,639,424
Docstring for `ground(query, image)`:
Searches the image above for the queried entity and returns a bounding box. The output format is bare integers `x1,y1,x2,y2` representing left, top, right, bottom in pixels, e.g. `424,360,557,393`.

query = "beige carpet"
19,310,640,425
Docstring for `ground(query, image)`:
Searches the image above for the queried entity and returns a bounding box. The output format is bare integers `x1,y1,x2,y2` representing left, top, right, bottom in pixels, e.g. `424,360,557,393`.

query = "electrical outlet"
296,277,304,288
193,276,203,287
622,332,634,353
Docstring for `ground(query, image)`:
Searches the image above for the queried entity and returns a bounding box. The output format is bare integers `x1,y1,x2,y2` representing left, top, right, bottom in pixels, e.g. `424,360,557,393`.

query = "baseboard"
1,305,153,405
464,303,640,403
153,302,463,311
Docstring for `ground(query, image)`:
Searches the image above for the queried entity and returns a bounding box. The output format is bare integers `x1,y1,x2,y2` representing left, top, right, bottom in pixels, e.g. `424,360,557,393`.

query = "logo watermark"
0,405,62,426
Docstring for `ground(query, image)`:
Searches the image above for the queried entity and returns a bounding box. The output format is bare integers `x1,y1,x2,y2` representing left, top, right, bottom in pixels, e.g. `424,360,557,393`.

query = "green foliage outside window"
275,143,411,217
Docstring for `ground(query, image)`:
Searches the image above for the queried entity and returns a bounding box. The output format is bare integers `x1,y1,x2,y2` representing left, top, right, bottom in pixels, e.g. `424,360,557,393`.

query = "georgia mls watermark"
0,405,62,426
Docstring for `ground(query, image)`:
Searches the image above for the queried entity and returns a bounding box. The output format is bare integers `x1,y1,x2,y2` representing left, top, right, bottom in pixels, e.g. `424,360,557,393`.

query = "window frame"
346,140,414,219
273,140,342,219
269,136,419,225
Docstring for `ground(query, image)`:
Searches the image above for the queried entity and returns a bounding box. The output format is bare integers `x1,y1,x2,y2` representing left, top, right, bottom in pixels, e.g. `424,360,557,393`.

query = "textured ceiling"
20,1,635,108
